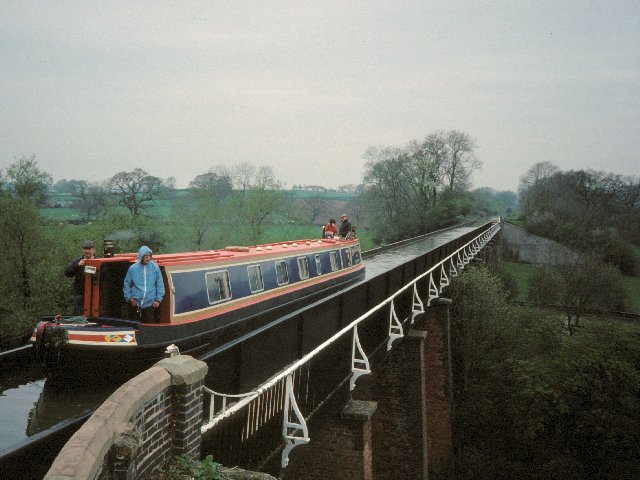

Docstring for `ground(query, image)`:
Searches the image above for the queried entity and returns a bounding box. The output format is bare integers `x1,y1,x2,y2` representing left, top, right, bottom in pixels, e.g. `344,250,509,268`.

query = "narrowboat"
31,238,365,367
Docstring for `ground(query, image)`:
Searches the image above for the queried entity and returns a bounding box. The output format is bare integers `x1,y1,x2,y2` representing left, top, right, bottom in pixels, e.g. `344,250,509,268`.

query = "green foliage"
527,259,629,333
622,273,640,312
487,263,519,300
590,228,639,275
471,187,518,217
362,131,481,242
0,197,71,347
499,261,537,302
527,266,560,305
4,155,53,206
451,266,640,479
196,455,221,480
159,455,221,480
519,168,640,273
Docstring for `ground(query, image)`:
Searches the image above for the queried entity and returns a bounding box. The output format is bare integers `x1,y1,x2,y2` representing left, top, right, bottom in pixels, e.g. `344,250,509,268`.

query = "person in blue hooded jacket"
123,245,165,323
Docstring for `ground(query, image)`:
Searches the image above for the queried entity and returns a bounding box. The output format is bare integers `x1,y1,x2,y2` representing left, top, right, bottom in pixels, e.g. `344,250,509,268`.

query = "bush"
451,265,640,479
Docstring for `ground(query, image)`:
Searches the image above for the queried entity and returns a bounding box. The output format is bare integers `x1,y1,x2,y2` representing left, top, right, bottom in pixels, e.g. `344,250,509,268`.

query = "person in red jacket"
322,218,338,238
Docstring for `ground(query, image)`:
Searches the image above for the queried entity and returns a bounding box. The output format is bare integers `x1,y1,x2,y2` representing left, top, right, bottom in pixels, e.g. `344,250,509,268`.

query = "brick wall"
417,298,454,478
366,329,429,480
44,355,207,480
349,298,454,480
132,389,174,479
280,387,376,480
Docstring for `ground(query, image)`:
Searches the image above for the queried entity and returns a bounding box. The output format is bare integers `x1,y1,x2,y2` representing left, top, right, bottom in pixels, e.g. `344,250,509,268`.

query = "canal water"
0,221,485,452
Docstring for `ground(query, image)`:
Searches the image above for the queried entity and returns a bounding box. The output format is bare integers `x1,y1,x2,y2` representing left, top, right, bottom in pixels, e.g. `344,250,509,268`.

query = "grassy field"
500,261,537,302
38,190,377,253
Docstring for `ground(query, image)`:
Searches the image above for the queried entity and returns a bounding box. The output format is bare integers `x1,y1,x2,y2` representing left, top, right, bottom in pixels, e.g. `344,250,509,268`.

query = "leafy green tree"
362,130,480,242
471,187,518,217
189,168,233,201
170,200,221,250
0,197,59,346
5,155,53,206
53,178,81,194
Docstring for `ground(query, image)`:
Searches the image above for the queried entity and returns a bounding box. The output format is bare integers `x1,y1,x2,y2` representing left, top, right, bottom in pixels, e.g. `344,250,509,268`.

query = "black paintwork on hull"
49,267,365,369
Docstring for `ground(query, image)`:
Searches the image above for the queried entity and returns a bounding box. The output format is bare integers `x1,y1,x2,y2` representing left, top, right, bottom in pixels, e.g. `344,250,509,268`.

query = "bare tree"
346,194,365,227
163,177,177,190
108,168,162,217
518,161,560,192
75,181,109,221
227,164,285,243
362,131,481,241
304,195,329,223
444,130,480,192
174,168,234,248
231,162,256,192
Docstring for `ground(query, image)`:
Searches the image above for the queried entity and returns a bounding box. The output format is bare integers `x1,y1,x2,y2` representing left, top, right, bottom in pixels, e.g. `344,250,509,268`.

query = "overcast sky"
1,1,638,192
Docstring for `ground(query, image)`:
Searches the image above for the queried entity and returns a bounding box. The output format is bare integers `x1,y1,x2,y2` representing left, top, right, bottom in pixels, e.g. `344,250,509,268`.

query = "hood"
137,245,153,263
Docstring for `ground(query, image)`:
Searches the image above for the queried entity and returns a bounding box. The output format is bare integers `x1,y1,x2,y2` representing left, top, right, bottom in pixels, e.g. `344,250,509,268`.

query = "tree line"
515,162,640,334
1,131,515,348
0,157,303,348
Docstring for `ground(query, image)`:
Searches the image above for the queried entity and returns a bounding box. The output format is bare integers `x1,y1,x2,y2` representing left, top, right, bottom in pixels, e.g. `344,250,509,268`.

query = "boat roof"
87,238,360,267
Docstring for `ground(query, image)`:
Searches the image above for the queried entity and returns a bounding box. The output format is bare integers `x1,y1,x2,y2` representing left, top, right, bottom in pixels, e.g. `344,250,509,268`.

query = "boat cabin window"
206,271,232,304
329,251,339,271
297,257,309,280
343,248,352,267
351,245,362,265
315,254,322,275
275,260,289,285
248,265,264,293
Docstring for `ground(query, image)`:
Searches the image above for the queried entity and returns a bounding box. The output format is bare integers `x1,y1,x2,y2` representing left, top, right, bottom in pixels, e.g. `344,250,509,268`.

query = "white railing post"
281,373,309,468
411,283,425,324
350,325,371,390
439,263,450,293
427,271,439,306
387,299,404,350
449,257,458,278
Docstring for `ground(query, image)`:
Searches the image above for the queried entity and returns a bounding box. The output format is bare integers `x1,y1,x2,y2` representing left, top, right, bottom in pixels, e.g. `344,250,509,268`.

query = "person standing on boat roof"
64,240,97,315
123,245,165,324
322,218,338,238
338,213,352,239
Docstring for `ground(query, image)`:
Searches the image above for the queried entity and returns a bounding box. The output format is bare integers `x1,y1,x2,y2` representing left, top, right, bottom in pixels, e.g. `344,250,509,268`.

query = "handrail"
201,221,500,467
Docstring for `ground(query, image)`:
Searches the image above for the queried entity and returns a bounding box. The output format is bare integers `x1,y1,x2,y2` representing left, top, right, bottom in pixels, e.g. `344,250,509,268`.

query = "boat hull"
32,263,364,368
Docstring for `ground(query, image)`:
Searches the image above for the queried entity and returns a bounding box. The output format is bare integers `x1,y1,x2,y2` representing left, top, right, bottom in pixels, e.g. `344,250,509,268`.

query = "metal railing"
201,221,500,468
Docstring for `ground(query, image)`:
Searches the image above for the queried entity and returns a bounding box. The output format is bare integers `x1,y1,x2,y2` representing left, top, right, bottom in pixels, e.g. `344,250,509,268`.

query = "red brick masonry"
44,355,207,480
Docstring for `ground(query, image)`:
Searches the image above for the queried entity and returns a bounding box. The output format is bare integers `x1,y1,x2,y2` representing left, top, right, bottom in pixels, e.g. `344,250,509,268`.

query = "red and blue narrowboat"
31,238,365,367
